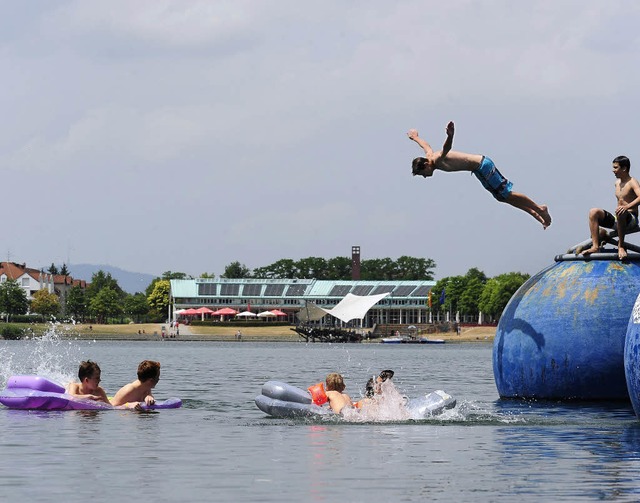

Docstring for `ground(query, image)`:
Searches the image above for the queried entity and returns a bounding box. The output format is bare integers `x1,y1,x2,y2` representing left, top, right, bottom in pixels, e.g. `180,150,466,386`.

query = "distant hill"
68,264,157,294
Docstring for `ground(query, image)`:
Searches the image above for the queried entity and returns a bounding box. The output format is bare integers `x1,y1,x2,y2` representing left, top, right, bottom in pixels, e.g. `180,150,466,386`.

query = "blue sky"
2,1,640,279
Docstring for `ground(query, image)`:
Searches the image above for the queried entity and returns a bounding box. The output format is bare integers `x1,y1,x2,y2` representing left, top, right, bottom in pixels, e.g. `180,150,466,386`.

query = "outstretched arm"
407,129,434,157
441,121,454,157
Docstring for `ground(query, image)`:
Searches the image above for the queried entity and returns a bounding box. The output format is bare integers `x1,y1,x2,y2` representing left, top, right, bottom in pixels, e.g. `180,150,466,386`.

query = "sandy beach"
63,323,496,343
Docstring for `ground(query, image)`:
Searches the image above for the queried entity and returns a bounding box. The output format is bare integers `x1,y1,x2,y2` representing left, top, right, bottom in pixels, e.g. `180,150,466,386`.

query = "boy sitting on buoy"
580,156,640,260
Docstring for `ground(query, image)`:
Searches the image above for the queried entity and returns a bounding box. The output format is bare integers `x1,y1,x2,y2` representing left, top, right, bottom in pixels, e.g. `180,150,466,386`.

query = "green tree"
395,256,436,280
326,257,352,280
430,277,451,312
478,272,529,318
222,261,251,278
60,263,69,276
296,257,328,279
253,259,297,279
66,285,87,321
445,275,467,313
0,280,29,320
86,271,124,301
47,263,59,275
89,287,123,323
145,271,191,297
458,276,486,315
148,280,171,318
200,272,216,278
123,293,150,323
30,289,60,318
162,271,189,280
361,258,397,280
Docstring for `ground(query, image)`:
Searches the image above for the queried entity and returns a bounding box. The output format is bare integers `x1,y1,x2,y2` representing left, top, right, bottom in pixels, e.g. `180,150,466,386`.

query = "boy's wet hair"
613,155,631,172
412,157,427,175
326,373,345,392
137,360,161,382
365,377,375,398
379,370,394,381
78,360,100,380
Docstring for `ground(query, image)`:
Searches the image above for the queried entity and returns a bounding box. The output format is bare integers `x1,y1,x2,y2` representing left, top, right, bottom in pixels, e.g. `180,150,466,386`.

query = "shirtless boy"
408,122,551,229
325,373,352,414
66,360,111,404
581,156,640,260
110,360,161,407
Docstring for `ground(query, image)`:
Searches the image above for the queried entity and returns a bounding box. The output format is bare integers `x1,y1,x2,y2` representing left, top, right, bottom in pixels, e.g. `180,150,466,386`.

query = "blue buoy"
624,293,640,417
493,259,640,400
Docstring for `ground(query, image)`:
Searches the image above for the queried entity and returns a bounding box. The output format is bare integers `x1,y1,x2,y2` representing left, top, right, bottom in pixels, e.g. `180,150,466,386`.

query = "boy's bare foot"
619,247,629,260
581,246,600,256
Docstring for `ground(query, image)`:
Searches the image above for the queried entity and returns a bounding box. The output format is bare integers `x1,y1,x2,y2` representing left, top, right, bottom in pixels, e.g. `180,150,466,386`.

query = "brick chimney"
351,246,361,280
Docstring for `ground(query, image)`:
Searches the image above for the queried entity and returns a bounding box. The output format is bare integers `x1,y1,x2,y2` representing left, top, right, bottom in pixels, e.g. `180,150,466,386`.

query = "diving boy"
111,360,161,407
408,122,551,229
66,360,111,404
580,156,640,260
325,373,352,414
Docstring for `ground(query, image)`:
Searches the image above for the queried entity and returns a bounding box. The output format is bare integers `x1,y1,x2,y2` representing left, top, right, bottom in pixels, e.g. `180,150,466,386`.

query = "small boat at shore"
381,337,445,344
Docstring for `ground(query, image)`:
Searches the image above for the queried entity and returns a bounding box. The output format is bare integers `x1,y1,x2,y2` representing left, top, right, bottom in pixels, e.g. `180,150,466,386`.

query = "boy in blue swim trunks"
580,156,640,260
408,121,551,228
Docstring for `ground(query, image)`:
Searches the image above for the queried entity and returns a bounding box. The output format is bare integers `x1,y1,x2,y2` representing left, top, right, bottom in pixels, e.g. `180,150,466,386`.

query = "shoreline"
50,323,497,343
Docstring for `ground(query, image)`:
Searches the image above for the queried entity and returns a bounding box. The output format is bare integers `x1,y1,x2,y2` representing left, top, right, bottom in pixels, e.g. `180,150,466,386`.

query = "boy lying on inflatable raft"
255,370,456,420
0,375,181,411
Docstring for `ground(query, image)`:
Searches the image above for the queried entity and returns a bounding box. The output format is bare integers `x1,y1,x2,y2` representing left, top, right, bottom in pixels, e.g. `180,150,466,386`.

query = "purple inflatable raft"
0,375,181,411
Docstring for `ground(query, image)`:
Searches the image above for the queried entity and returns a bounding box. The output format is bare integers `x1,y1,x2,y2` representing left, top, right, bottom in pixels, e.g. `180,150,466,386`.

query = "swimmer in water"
111,360,160,407
66,360,111,404
325,373,352,414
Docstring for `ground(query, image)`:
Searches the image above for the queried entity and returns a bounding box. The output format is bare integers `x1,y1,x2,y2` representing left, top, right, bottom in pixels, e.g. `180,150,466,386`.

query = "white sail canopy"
326,292,390,323
296,302,329,322
297,292,390,323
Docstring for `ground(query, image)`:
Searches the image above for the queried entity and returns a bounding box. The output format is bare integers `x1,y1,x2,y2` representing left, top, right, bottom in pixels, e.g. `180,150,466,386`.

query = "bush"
9,314,46,323
1,325,24,340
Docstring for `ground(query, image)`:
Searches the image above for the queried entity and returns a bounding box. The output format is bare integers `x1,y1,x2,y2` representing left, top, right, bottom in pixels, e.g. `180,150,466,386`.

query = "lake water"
2,333,640,502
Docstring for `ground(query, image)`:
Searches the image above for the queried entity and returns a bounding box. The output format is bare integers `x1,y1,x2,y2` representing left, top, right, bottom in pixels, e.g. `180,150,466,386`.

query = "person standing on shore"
408,121,551,229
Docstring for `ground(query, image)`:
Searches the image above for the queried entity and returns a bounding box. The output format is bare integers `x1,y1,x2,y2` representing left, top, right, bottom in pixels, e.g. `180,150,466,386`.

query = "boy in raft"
580,156,640,260
354,370,395,408
408,122,551,229
325,373,352,414
111,360,161,407
66,360,111,404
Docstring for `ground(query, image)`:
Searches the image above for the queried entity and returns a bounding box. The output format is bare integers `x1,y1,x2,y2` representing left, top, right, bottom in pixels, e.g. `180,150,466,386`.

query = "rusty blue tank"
624,293,640,416
493,258,640,400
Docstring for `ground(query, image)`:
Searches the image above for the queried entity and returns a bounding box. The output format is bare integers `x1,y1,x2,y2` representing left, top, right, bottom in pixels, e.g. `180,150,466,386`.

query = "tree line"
0,269,188,324
430,268,529,319
222,256,436,281
0,258,529,323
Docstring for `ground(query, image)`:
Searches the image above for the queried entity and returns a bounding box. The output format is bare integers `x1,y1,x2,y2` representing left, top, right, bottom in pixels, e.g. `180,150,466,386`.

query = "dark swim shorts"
599,209,639,231
473,156,513,202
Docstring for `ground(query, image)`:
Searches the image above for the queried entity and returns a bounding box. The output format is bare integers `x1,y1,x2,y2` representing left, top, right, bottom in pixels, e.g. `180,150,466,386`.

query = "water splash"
0,322,87,388
342,380,412,422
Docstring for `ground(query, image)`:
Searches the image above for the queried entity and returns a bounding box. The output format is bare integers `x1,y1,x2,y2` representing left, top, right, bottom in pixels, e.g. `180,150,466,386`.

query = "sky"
2,1,640,281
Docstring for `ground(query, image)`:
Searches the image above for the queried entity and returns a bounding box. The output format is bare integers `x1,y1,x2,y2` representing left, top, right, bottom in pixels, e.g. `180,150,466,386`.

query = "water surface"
1,336,640,502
